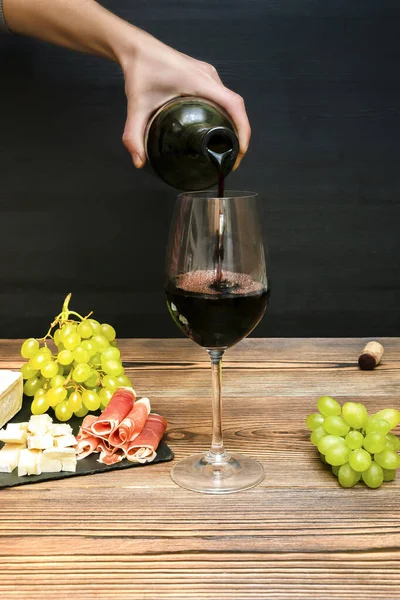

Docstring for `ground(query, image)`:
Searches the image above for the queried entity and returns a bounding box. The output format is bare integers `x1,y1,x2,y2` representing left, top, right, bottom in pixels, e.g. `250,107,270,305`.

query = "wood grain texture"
0,338,400,598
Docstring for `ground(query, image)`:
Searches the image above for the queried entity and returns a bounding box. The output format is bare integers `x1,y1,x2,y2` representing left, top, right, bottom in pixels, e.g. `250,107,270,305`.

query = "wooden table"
0,338,399,599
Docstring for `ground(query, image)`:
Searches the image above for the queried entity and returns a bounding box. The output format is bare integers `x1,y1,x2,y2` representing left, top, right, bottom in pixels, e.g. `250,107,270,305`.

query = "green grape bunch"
20,294,132,421
307,397,400,489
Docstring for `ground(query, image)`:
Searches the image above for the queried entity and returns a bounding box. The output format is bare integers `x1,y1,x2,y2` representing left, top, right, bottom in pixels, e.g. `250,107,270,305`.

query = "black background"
0,0,399,339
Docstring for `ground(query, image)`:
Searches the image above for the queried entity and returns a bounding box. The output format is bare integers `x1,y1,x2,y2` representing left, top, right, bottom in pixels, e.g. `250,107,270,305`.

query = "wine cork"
358,341,384,370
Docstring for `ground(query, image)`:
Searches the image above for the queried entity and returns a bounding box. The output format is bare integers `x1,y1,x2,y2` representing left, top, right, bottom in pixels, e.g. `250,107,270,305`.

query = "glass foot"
171,451,264,494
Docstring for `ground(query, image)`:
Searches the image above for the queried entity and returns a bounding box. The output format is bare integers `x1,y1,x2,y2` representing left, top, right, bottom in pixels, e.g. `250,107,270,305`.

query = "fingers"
122,97,149,169
202,84,251,168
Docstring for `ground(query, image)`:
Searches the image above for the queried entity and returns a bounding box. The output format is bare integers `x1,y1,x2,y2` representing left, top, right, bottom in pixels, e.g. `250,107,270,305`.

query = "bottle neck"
186,125,239,169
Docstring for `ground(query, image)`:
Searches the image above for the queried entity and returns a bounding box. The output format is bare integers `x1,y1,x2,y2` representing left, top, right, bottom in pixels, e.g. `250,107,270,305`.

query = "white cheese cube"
27,433,54,450
40,454,62,473
0,443,24,473
0,370,23,429
18,448,42,476
0,427,27,445
42,447,75,460
51,424,73,437
61,457,77,472
54,434,77,448
28,414,53,435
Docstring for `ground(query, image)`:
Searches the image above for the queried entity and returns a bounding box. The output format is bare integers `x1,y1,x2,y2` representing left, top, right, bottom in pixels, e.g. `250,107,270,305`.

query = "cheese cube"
0,443,24,473
0,426,27,445
28,414,53,435
18,449,41,476
61,457,77,472
42,447,75,460
0,370,23,429
40,454,62,473
53,434,77,448
51,424,73,437
27,433,54,450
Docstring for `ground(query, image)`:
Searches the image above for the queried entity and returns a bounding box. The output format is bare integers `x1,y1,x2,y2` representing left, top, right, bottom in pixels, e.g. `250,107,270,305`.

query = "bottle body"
145,97,239,191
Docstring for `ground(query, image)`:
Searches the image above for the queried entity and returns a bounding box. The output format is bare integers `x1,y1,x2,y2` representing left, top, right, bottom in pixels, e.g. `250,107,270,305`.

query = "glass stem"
207,349,225,458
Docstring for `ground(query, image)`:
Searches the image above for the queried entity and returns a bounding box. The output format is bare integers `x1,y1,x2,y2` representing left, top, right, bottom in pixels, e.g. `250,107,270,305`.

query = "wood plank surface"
0,338,399,599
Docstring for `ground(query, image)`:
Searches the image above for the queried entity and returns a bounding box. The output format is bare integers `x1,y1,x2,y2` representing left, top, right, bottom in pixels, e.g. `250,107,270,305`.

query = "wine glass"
165,191,269,494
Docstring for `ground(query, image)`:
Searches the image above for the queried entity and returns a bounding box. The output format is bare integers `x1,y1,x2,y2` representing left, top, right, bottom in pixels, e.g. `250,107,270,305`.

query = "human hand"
118,28,251,169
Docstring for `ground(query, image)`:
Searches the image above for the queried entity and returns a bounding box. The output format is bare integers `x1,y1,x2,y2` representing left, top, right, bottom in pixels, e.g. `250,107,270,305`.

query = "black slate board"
0,399,174,489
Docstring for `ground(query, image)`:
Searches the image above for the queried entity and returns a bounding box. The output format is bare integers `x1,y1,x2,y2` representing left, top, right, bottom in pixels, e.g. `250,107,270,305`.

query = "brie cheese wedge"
0,370,23,429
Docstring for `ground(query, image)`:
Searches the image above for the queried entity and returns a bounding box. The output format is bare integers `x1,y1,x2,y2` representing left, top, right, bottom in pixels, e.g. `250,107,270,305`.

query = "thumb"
122,99,148,169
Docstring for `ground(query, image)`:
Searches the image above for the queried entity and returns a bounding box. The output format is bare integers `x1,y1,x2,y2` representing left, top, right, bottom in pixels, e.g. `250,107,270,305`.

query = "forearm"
2,0,136,62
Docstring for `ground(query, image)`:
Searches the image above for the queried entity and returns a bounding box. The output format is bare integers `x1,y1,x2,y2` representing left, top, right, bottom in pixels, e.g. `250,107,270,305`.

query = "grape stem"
40,293,93,340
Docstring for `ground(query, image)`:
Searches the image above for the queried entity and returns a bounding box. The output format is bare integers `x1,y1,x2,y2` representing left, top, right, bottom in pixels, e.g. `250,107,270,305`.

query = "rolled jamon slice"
108,398,151,447
90,387,136,438
97,439,125,465
75,435,99,460
125,414,167,464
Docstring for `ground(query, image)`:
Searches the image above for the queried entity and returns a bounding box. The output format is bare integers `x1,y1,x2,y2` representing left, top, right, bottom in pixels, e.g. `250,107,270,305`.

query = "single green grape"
306,412,325,431
72,363,91,383
331,465,340,477
325,445,351,466
348,448,372,472
77,320,94,339
317,396,341,417
116,374,132,388
374,448,400,470
323,416,350,437
382,468,397,482
102,375,119,392
102,358,123,377
84,370,100,388
47,386,67,407
29,353,50,370
100,323,116,342
58,349,74,365
73,346,90,364
38,346,52,358
318,435,346,455
99,388,113,408
338,463,361,488
21,363,38,380
82,389,101,411
101,346,121,361
63,332,81,351
68,391,82,412
41,361,59,379
23,376,43,397
373,408,400,430
51,374,65,388
21,338,40,359
342,402,369,429
31,395,50,415
34,388,47,401
362,462,384,489
89,352,102,366
59,323,77,341
74,405,89,417
88,319,101,335
345,430,364,450
92,334,110,353
365,418,391,435
363,432,386,454
81,339,97,357
55,400,73,422
385,433,400,451
53,328,63,347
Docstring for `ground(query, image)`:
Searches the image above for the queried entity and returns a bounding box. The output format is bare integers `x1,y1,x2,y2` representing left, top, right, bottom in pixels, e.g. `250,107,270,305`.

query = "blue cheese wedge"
0,370,23,429
27,433,54,450
0,443,24,473
18,448,42,476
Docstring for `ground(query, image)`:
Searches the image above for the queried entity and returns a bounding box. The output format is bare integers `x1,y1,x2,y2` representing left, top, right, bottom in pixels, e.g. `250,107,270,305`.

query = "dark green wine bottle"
145,97,239,191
